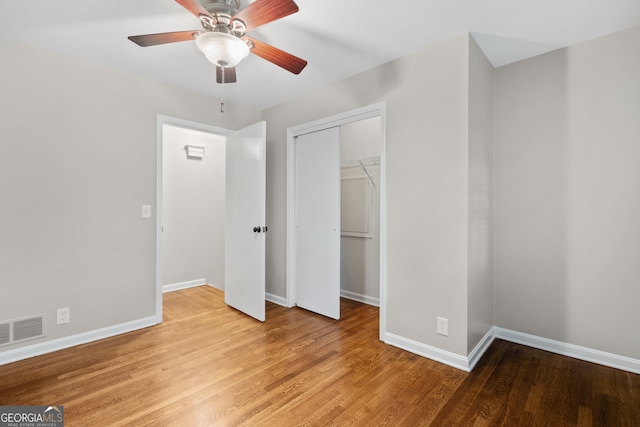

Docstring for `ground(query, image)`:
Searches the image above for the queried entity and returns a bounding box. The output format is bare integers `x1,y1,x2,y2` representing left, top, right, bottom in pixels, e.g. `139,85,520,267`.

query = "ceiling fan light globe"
196,32,249,67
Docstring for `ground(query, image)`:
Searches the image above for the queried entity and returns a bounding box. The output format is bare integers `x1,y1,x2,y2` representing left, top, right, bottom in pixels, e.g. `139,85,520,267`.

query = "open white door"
225,121,266,321
294,127,341,319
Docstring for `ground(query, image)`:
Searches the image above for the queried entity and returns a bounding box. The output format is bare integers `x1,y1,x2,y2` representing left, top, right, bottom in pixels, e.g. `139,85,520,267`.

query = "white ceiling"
2,0,640,111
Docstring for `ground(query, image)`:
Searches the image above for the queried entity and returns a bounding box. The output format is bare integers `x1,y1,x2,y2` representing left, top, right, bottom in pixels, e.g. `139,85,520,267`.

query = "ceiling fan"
128,0,307,83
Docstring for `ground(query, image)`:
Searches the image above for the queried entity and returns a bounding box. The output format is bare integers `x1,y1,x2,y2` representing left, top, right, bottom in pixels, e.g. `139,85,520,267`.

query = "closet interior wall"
339,117,381,306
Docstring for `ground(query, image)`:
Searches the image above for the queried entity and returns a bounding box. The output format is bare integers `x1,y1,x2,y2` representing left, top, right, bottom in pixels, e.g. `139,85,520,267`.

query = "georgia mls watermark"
0,406,64,427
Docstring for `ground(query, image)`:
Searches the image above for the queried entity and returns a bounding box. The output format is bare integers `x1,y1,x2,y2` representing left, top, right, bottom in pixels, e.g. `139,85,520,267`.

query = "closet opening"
286,102,387,341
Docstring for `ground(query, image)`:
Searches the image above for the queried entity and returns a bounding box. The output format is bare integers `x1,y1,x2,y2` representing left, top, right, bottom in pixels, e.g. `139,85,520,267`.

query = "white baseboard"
494,327,640,375
467,327,497,371
162,278,207,293
383,326,640,375
0,316,158,366
383,328,495,372
340,289,380,307
384,332,474,372
266,292,287,307
5,305,637,376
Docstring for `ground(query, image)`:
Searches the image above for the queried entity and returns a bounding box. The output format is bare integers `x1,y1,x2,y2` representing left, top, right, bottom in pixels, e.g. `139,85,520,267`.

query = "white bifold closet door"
294,126,341,319
225,121,267,322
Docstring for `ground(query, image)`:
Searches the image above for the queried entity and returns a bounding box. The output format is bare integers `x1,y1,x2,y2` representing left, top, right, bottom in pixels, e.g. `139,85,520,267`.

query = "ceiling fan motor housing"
199,0,240,12
198,0,243,31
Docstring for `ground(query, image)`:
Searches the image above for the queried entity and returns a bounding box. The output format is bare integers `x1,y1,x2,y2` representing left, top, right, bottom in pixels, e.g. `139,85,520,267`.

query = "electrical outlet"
437,316,448,336
57,308,70,325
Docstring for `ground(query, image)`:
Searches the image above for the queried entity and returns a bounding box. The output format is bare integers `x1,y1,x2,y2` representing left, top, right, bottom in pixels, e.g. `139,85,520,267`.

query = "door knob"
253,226,261,233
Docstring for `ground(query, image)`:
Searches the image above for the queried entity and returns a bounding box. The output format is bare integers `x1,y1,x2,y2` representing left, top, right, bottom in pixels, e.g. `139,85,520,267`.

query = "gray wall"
0,38,260,352
5,22,636,366
467,37,495,351
494,25,640,359
262,34,479,356
162,125,226,289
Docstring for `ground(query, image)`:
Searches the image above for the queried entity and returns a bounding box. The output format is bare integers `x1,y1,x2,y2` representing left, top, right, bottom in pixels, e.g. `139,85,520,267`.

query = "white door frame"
155,114,230,323
286,102,387,341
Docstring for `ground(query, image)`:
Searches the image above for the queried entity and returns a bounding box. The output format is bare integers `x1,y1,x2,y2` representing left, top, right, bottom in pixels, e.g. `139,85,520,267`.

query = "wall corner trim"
467,327,497,371
494,327,640,375
0,316,158,367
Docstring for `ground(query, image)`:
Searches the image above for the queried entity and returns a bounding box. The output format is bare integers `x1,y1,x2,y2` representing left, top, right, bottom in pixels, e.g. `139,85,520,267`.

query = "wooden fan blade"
244,36,307,74
216,66,237,84
128,30,202,47
232,0,298,32
175,0,216,22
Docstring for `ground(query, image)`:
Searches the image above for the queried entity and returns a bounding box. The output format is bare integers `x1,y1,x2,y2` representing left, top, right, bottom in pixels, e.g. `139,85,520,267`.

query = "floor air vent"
14,317,44,341
0,323,9,345
0,315,45,347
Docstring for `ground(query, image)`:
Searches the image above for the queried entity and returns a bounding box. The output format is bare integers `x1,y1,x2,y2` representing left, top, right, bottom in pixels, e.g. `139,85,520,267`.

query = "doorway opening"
155,116,231,323
286,102,387,341
161,124,226,294
155,116,267,323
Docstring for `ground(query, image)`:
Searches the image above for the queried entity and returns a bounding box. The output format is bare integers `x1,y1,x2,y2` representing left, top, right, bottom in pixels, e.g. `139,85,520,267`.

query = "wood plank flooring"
1,286,638,426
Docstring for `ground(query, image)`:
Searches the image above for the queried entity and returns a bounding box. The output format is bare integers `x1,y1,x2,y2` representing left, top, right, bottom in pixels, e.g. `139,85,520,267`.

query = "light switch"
141,205,152,219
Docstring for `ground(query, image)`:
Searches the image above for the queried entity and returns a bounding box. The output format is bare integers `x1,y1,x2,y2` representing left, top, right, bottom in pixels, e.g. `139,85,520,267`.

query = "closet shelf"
341,156,380,188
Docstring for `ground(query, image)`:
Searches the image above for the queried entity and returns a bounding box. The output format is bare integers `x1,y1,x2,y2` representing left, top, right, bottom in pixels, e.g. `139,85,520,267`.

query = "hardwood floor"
1,286,638,426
